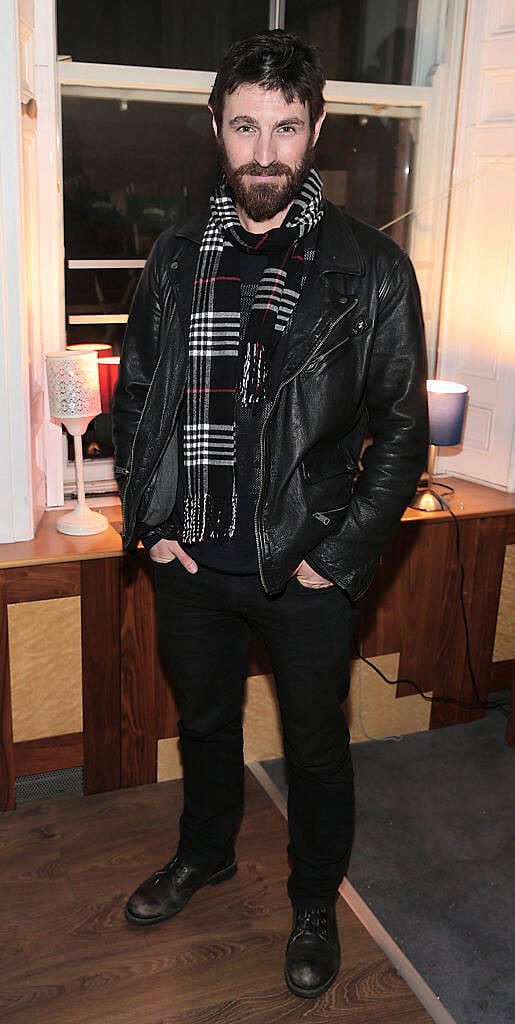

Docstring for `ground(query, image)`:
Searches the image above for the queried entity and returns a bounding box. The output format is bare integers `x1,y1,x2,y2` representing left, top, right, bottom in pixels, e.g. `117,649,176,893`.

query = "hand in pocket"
294,560,333,589
149,539,198,573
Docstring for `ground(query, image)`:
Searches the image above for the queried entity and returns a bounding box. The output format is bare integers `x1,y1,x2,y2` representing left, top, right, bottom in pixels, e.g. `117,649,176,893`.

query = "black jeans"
154,561,356,907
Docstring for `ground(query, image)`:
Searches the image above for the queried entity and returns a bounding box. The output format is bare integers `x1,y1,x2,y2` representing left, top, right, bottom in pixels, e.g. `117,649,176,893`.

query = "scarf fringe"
183,492,237,544
241,341,267,406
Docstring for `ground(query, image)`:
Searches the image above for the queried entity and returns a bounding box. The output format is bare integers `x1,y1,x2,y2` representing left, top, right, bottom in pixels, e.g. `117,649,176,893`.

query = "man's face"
211,84,325,229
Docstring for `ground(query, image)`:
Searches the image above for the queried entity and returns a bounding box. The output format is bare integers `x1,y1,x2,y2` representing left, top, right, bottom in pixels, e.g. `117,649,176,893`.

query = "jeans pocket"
149,552,177,565
293,575,334,590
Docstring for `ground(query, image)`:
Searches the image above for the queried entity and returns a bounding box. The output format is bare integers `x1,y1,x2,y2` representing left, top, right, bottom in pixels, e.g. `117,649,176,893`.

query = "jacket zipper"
254,300,358,589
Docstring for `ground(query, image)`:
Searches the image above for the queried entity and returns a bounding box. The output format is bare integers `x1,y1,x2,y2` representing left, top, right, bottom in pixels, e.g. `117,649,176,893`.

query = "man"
113,30,428,999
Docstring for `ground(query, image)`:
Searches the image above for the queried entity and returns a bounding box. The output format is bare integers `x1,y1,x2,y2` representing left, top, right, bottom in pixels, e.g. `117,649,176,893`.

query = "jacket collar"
175,209,210,245
175,199,365,278
315,200,365,278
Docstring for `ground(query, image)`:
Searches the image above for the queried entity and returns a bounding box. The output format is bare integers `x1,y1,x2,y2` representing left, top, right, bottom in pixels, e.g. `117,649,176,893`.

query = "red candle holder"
98,356,120,414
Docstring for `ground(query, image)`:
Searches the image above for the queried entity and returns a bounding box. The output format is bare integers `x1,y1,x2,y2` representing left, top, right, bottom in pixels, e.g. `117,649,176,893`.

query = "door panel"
437,0,515,490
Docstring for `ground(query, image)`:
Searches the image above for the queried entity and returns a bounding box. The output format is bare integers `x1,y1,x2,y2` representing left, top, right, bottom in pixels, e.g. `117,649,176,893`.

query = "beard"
218,137,315,224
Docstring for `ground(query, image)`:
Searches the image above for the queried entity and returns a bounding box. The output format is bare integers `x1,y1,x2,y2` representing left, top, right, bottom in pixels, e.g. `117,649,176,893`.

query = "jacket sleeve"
308,254,429,598
112,242,163,501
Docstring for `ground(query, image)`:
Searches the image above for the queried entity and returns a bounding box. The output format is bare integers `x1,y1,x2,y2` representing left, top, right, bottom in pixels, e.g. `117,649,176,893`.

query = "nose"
253,131,277,168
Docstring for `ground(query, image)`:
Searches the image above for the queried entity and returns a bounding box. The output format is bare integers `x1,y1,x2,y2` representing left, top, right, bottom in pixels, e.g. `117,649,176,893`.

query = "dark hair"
209,30,325,131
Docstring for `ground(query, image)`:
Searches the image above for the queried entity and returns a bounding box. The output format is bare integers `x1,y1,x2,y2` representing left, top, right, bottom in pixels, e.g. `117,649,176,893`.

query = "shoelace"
293,906,330,940
152,855,183,887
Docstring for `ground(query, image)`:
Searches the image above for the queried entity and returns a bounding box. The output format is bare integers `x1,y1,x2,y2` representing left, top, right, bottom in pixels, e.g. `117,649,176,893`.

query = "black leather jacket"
113,200,428,600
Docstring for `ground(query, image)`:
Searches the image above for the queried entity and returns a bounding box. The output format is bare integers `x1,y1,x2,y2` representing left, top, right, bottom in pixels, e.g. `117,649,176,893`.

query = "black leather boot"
285,904,340,998
124,854,237,925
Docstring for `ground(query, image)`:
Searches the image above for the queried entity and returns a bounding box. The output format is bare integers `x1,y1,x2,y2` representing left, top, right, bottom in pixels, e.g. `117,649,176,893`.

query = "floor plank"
0,771,433,1023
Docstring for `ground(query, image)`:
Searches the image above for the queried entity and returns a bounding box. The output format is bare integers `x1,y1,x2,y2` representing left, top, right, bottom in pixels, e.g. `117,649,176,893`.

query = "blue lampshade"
427,380,468,447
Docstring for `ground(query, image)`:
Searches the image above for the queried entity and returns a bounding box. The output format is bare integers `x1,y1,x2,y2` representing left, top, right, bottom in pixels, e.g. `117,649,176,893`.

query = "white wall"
0,0,64,543
0,0,34,542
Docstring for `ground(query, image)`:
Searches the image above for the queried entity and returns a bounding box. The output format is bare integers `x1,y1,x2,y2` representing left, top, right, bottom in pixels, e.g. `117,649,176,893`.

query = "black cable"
432,481,455,494
354,501,509,720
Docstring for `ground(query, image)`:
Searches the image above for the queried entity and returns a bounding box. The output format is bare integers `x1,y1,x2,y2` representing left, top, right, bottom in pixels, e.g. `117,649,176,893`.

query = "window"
285,0,419,84
53,0,465,497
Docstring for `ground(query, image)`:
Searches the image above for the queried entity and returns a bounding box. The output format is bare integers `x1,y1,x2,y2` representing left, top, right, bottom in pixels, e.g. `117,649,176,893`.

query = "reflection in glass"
66,324,127,352
62,97,217,261
317,113,417,249
62,94,219,363
285,0,419,85
57,0,269,71
66,268,141,320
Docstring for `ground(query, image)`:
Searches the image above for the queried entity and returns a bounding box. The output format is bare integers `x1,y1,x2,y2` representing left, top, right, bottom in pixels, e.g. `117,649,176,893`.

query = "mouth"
245,171,284,182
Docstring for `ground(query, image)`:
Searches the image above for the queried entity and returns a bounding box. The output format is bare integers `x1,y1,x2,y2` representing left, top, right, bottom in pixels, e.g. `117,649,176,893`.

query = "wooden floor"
1,771,434,1023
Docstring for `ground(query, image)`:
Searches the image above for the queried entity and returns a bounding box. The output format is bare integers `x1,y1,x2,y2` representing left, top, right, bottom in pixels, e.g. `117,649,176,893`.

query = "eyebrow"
228,115,306,128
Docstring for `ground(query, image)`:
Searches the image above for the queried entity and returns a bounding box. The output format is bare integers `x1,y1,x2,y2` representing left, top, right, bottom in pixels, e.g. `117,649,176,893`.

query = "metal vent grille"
15,766,83,804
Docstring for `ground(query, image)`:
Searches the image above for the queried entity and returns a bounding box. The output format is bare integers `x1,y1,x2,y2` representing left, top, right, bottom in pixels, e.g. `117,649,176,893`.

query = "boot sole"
124,860,237,927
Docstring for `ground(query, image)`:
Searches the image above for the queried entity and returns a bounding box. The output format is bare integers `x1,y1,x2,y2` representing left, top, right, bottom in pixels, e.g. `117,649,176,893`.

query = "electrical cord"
354,500,510,721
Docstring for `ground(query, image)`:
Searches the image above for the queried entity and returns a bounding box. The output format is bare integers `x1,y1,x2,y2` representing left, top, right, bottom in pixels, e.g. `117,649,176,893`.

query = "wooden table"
1,479,514,811
358,479,515,731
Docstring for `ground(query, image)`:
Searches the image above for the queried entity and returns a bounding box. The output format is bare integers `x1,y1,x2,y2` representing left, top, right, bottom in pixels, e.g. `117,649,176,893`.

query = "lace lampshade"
46,349,101,434
45,350,108,536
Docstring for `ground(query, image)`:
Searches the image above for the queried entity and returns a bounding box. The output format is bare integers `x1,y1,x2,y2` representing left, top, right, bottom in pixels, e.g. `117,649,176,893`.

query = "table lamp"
46,349,109,535
410,379,469,511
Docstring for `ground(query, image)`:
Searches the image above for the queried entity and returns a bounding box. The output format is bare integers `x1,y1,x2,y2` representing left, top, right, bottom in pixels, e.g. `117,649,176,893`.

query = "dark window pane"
285,0,418,85
57,0,269,70
62,95,219,262
66,323,127,356
66,268,141,309
317,113,417,249
65,269,141,332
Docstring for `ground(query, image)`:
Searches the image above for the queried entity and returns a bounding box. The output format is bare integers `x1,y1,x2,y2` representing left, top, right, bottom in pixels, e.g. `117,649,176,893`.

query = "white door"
437,0,515,491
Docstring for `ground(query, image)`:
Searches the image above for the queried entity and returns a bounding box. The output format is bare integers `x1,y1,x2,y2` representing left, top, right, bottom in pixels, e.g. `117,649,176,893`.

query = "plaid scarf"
183,168,324,544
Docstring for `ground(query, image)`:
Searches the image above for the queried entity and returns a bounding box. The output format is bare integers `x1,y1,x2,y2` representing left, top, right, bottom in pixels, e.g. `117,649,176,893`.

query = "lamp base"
409,487,449,512
56,504,109,536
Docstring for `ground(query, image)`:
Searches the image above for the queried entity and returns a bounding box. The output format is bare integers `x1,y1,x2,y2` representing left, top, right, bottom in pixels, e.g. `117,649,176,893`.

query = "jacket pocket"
302,443,358,484
302,443,358,527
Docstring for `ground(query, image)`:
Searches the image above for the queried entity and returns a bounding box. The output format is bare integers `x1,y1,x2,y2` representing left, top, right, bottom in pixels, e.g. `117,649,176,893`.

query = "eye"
236,124,255,133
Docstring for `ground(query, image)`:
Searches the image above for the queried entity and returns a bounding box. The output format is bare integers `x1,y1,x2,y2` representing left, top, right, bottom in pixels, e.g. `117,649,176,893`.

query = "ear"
311,107,326,148
208,106,219,139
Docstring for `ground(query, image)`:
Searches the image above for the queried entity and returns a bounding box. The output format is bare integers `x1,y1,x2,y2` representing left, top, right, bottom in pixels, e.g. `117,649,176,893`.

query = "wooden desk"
1,479,514,811
358,478,515,732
